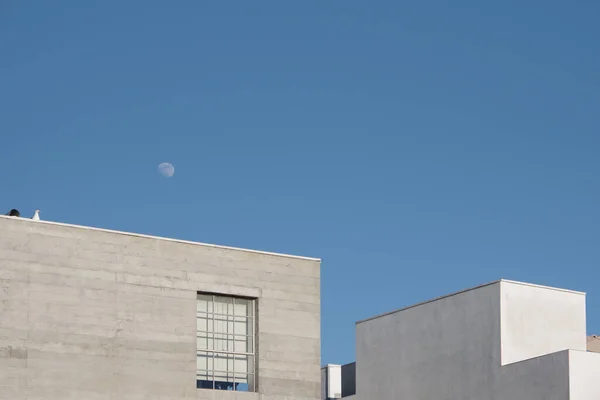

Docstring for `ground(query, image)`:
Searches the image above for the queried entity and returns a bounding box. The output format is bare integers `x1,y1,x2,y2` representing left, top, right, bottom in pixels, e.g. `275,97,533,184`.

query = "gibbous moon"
158,162,175,177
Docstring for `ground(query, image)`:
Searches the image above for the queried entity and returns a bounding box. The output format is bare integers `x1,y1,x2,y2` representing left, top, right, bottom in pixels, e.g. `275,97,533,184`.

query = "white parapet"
500,280,587,365
321,364,342,399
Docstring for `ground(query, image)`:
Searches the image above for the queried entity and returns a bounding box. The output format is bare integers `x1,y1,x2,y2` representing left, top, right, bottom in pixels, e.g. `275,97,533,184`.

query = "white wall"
569,350,600,400
321,364,342,399
500,281,586,365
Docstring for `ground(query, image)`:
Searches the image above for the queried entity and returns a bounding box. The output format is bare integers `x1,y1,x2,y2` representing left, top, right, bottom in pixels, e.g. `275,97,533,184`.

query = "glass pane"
213,355,226,373
214,371,228,381
213,333,234,352
228,299,234,316
197,370,211,381
213,315,228,333
197,316,213,333
197,294,213,312
235,373,249,385
234,316,249,336
228,315,234,335
248,317,254,337
228,374,235,390
234,354,251,374
196,314,209,332
213,315,229,335
237,383,249,392
197,379,214,390
214,296,232,316
214,382,234,391
197,334,213,350
213,334,223,352
213,313,228,323
246,355,255,375
214,371,233,391
238,373,255,392
248,299,255,318
235,335,251,353
227,356,234,373
214,353,234,372
196,351,214,371
234,298,250,317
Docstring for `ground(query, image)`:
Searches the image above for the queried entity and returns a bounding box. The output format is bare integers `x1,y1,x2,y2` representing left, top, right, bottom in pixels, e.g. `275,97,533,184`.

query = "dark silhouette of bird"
5,209,20,217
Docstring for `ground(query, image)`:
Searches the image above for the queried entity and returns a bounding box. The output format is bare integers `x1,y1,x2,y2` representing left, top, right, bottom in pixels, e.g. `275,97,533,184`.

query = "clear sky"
2,1,599,365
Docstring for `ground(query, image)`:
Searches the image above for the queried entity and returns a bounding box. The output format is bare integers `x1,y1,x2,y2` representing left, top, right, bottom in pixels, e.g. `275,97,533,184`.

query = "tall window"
196,293,256,392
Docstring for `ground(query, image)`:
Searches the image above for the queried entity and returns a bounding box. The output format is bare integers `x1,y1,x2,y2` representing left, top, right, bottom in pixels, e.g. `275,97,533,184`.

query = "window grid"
196,293,256,392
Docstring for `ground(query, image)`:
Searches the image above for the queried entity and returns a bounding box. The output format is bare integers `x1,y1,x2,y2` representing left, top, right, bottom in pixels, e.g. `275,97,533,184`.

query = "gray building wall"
0,215,321,400
356,282,502,400
340,362,355,397
354,280,595,400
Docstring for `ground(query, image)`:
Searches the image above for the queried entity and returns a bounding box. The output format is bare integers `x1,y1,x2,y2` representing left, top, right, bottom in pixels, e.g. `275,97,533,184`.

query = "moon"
158,162,175,178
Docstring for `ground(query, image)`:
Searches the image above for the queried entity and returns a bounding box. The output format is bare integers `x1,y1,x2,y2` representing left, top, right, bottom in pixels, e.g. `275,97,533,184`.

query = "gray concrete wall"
495,350,570,400
355,282,502,400
0,216,321,400
340,362,355,397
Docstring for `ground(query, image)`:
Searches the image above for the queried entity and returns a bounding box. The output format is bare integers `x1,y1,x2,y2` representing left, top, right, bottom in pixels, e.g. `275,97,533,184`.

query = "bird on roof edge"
32,210,40,221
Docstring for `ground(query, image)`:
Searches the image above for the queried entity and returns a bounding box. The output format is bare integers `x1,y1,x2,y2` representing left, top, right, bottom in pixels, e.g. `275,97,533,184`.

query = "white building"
323,279,600,400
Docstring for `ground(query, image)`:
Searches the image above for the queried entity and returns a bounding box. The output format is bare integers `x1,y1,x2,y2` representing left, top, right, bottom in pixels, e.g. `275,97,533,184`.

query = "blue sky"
2,1,599,365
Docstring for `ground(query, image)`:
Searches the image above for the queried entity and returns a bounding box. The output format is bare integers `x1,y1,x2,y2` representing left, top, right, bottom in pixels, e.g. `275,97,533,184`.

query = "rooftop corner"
356,279,585,325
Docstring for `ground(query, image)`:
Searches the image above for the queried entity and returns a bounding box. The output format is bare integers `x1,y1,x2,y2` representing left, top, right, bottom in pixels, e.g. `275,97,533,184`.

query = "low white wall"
569,350,600,400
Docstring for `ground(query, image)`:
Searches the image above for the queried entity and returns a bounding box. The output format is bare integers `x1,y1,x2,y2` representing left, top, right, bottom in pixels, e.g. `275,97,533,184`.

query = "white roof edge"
356,278,585,325
499,279,585,295
321,362,355,369
0,215,321,262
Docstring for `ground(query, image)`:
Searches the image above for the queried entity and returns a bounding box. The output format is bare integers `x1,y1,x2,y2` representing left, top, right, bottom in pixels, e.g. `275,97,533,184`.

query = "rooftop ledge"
356,279,585,325
0,214,321,262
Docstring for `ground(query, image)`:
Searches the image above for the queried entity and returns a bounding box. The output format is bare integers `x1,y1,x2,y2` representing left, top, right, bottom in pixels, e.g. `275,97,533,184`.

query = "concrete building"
323,280,600,400
587,335,600,353
0,214,321,399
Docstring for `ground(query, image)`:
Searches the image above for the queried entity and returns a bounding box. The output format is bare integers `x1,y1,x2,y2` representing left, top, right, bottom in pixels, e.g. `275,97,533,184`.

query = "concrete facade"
323,280,600,400
0,215,321,400
587,336,600,353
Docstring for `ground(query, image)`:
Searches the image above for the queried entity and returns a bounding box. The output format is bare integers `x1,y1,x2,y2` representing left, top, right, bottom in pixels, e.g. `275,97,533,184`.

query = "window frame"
196,292,257,392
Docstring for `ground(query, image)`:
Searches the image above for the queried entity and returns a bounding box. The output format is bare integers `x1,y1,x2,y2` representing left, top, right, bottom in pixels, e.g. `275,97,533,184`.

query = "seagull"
32,210,40,221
